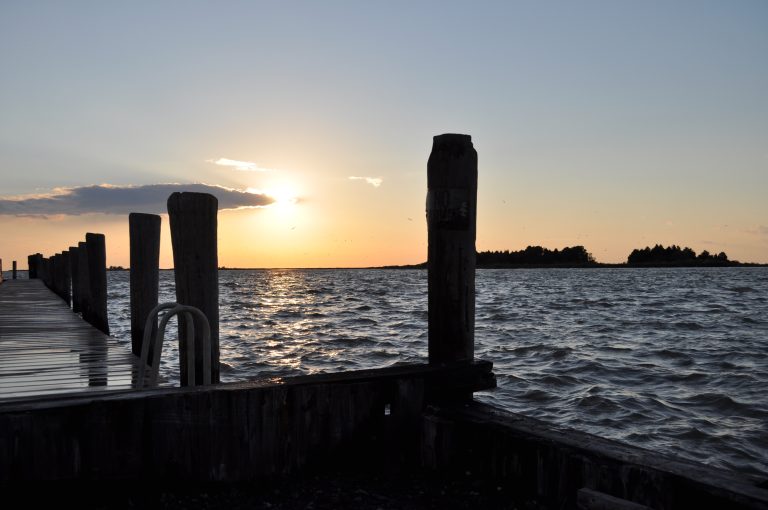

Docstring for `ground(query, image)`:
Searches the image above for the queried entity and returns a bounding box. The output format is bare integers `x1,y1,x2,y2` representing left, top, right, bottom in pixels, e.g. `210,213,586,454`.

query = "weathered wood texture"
129,213,161,358
577,488,654,510
60,250,71,306
76,241,89,316
427,134,477,363
167,192,219,384
421,402,768,510
0,280,144,400
0,360,494,481
27,254,39,279
69,246,81,313
84,233,109,334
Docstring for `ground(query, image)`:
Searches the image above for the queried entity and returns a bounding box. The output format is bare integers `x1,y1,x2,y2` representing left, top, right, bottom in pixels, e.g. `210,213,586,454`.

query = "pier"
0,279,141,400
0,135,766,509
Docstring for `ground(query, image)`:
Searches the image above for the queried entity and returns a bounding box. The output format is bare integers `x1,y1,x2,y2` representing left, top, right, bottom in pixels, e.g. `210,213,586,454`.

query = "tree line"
626,244,731,266
477,245,596,267
472,244,741,267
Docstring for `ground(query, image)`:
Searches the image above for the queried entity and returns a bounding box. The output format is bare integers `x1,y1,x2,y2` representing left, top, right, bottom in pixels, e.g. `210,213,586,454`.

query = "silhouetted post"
77,242,89,317
427,134,477,364
0,259,3,283
129,213,161,358
69,246,81,313
60,250,71,306
41,257,50,287
168,192,219,385
85,233,109,334
51,254,61,297
28,255,37,279
12,261,17,280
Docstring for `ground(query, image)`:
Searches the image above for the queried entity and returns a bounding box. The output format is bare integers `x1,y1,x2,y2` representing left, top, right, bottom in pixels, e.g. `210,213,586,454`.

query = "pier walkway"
0,279,142,400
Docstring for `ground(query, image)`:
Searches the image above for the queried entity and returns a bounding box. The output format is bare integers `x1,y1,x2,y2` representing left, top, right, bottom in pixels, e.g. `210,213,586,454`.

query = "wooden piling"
167,192,220,384
129,213,161,358
51,254,61,297
0,259,3,284
77,242,89,317
27,255,36,279
69,247,81,313
41,257,50,288
426,134,478,364
84,233,109,335
12,261,16,280
60,251,72,306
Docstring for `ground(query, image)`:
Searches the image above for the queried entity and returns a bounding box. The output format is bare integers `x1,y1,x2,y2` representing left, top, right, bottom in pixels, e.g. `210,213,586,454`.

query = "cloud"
0,183,274,217
349,176,383,188
207,158,269,172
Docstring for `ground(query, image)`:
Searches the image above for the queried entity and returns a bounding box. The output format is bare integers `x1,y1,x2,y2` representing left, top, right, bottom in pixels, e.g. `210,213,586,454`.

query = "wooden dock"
0,279,143,401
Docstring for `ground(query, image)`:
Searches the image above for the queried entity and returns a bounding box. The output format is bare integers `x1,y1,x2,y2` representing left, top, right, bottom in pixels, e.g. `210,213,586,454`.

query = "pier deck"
0,279,143,400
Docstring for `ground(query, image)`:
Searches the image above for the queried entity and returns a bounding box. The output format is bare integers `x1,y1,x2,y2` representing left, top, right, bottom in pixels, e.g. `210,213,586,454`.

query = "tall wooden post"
12,261,17,280
129,213,161,358
168,192,219,385
60,251,71,306
84,233,109,334
427,134,477,364
77,242,89,317
69,247,81,313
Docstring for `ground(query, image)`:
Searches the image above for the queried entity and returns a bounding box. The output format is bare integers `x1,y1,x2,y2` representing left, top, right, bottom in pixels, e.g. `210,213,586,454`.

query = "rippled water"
107,267,768,479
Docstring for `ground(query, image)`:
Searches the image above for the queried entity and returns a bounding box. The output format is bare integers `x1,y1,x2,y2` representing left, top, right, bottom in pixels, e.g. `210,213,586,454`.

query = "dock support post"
12,261,16,280
426,134,477,364
60,251,71,306
168,192,220,385
51,254,61,297
27,255,36,279
69,247,81,313
77,242,89,317
129,213,161,358
41,257,50,288
84,233,109,334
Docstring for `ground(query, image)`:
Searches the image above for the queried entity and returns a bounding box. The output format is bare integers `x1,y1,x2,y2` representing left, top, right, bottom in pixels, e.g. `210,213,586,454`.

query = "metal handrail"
137,302,212,388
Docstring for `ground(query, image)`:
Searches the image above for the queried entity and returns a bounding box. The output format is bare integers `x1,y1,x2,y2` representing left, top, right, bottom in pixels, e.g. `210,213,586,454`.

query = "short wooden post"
77,241,89,317
41,257,50,287
168,192,220,385
60,250,71,306
129,213,161,358
69,246,81,313
84,233,109,334
427,134,478,364
27,255,36,279
12,261,16,280
51,254,61,297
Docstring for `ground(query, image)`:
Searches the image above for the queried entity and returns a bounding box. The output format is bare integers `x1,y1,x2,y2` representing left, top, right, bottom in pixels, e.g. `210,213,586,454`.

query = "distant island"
383,244,766,269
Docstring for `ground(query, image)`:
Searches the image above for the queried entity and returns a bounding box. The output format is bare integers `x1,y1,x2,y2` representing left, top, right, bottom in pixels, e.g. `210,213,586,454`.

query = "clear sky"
1,1,766,268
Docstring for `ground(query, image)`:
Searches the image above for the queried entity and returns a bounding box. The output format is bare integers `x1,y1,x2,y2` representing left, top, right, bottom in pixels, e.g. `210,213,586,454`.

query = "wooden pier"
0,134,766,509
0,279,143,401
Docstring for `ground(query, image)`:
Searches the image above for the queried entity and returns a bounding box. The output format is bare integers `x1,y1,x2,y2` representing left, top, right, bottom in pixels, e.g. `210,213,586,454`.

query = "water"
107,267,768,479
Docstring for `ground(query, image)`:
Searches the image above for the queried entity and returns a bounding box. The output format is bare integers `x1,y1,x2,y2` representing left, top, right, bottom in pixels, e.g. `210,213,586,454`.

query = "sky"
0,1,766,268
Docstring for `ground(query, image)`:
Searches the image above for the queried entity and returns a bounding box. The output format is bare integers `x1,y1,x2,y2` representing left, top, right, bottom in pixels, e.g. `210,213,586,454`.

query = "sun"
247,185,298,209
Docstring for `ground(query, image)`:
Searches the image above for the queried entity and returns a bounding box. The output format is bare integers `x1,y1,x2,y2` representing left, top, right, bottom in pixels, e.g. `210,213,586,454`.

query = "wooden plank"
0,279,145,401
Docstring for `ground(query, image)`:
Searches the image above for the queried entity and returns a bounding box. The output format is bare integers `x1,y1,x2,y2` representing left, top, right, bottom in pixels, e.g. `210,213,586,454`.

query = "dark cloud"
0,183,274,216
